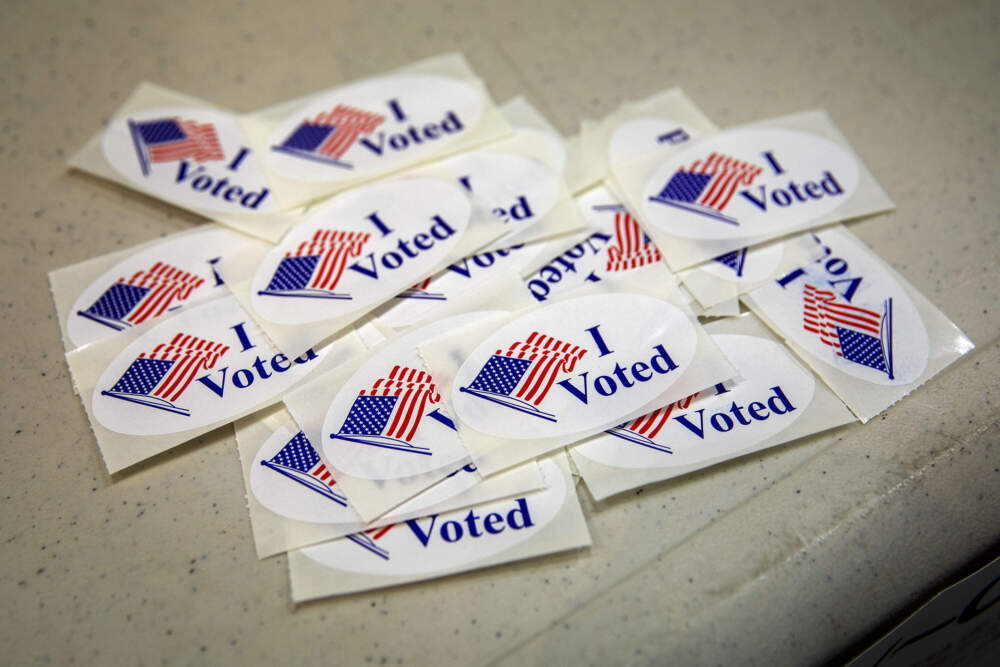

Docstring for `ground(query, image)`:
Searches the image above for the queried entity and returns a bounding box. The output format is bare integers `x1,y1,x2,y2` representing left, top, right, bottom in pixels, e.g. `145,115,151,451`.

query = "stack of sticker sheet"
51,53,975,602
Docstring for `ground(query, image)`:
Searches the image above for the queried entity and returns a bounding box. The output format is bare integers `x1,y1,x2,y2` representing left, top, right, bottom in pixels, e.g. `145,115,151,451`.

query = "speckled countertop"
2,1,998,665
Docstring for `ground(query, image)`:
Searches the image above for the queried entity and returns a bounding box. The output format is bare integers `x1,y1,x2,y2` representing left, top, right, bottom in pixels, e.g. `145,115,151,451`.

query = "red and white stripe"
308,459,339,490
681,151,763,211
121,262,205,324
362,365,441,441
149,118,224,164
803,283,881,358
288,229,370,292
313,105,386,159
500,331,587,406
624,391,699,440
606,212,662,272
142,333,229,403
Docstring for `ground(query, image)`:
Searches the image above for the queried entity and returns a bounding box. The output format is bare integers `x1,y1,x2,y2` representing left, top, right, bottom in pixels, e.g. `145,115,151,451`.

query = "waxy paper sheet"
241,52,512,210
282,274,535,521
287,453,591,601
743,225,974,422
65,293,367,473
49,224,270,353
608,105,895,270
67,82,301,242
420,264,738,477
234,405,545,558
569,311,855,500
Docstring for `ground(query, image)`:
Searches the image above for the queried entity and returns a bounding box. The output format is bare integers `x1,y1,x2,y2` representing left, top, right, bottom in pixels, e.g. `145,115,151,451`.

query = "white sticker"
297,457,573,578
265,75,484,182
322,311,497,480
92,295,326,435
609,116,705,172
752,228,930,386
101,107,277,214
697,242,785,282
574,333,814,468
525,185,670,303
641,128,859,240
66,227,259,348
451,293,697,439
249,178,470,325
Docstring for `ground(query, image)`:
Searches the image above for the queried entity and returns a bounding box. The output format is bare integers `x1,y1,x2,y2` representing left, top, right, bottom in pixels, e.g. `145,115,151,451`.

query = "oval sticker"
92,296,326,435
609,116,704,171
249,178,470,325
698,241,785,283
323,311,504,480
575,333,814,468
68,227,259,348
266,74,484,182
641,128,860,240
760,228,930,385
102,108,277,214
301,457,566,576
452,293,698,439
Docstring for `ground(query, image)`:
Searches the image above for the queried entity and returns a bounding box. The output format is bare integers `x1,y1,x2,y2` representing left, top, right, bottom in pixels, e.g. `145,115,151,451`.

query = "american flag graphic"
258,229,370,299
713,247,748,277
101,333,229,416
649,152,763,225
128,117,225,176
396,275,446,301
271,104,386,168
460,331,587,422
346,524,396,560
803,283,894,379
332,365,441,455
77,262,205,331
260,431,347,506
605,212,662,272
605,391,699,453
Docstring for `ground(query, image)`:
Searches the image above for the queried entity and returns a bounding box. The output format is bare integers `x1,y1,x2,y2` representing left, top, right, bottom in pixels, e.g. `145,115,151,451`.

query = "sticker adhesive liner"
287,453,591,601
610,107,895,270
743,225,974,423
234,405,545,558
66,293,367,473
67,83,304,242
220,170,513,358
420,264,738,477
49,224,270,353
243,52,512,209
569,311,855,500
282,273,536,521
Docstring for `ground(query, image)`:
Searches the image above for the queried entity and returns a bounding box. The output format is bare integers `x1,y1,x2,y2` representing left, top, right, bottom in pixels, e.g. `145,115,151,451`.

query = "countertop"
2,1,998,664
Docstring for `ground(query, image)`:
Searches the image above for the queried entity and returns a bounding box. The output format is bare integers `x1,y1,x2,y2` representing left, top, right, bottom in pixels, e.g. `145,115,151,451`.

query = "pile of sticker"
52,53,975,602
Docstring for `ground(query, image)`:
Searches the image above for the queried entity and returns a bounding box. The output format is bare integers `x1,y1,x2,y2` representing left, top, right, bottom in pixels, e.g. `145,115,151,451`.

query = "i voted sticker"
323,311,501,480
698,242,785,283
250,178,470,325
92,296,325,435
452,293,697,439
609,116,702,169
576,333,813,468
754,229,930,386
68,227,259,348
250,426,480,524
266,75,483,182
641,128,859,240
102,108,276,214
301,457,566,575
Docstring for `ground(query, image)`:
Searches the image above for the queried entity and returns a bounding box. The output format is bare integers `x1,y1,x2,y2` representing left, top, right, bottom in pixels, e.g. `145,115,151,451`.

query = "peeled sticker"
67,83,300,242
66,293,366,473
244,52,511,208
287,453,591,601
569,313,855,500
50,225,268,352
420,266,737,476
611,108,895,270
234,406,545,558
524,184,673,304
743,226,974,422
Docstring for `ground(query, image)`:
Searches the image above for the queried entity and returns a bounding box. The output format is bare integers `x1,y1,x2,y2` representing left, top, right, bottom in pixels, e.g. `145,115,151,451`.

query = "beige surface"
2,1,998,665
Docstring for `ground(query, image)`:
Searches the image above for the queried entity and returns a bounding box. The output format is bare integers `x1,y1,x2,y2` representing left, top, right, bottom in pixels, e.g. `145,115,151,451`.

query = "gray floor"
2,1,998,664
